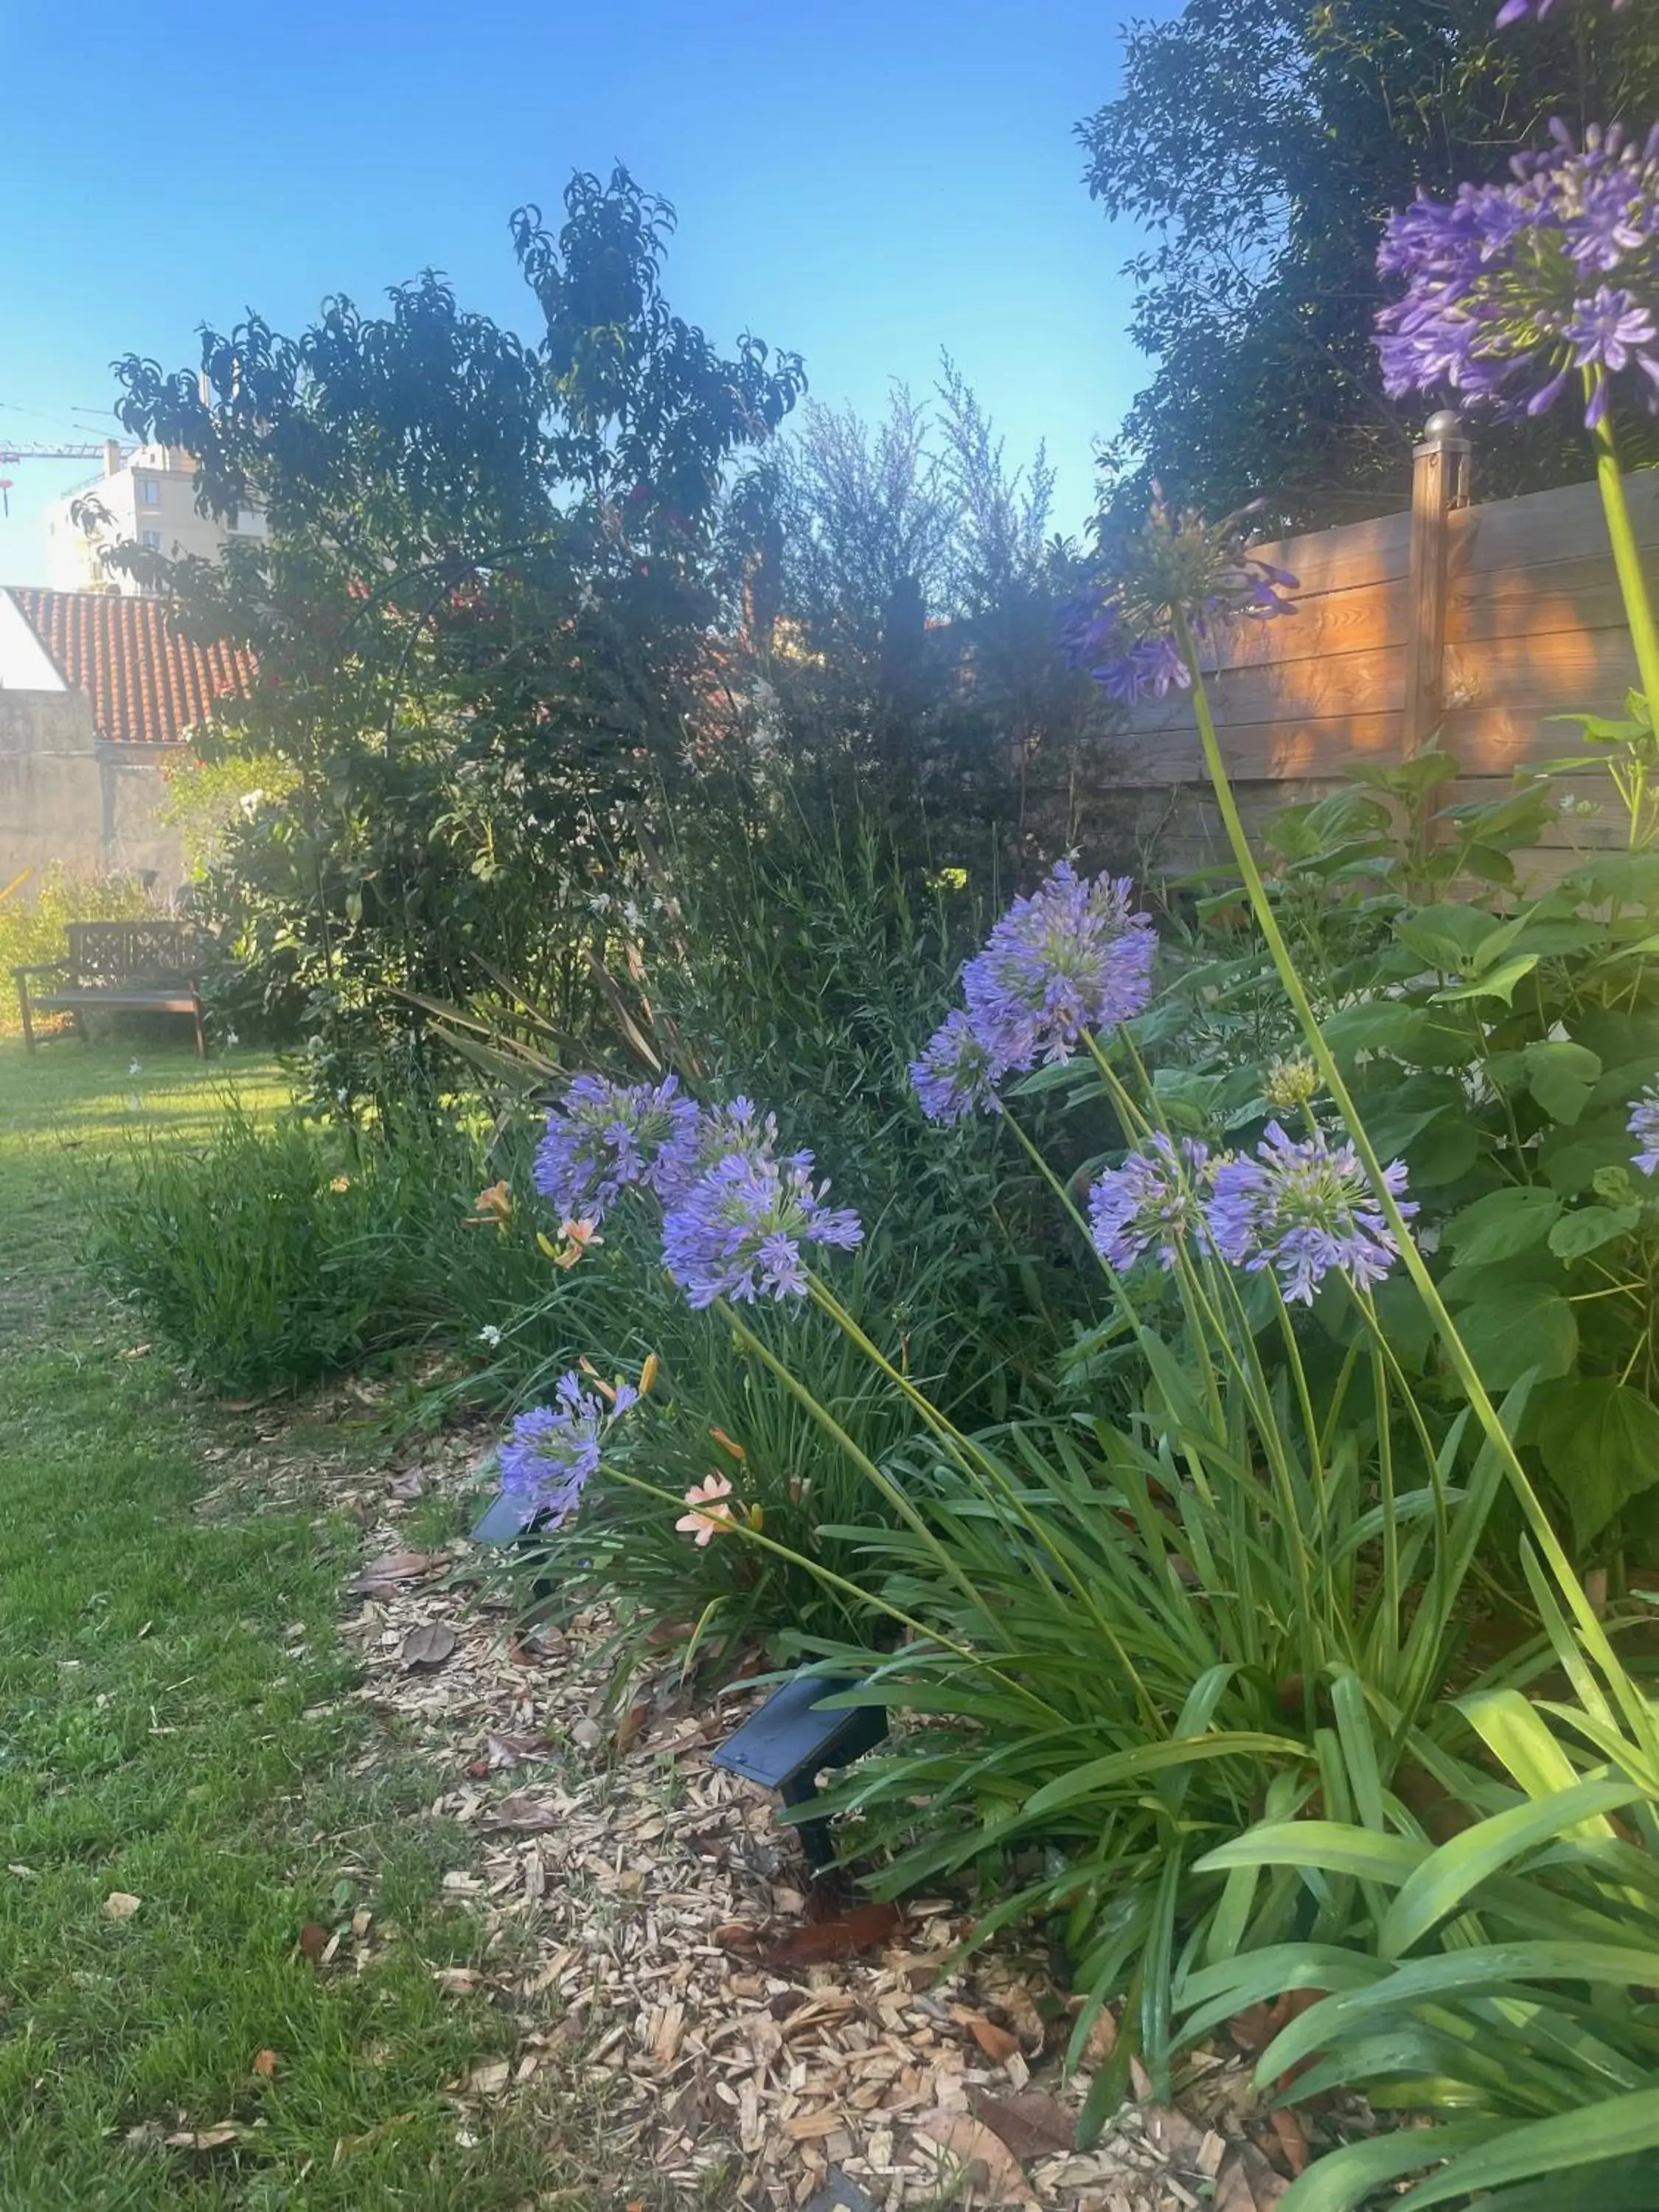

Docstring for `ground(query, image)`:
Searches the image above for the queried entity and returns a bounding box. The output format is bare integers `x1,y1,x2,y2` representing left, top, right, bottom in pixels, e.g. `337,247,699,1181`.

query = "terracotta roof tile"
6,586,254,746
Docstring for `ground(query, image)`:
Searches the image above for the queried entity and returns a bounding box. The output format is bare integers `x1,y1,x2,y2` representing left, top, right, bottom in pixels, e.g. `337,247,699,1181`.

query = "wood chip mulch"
295,1418,1379,2211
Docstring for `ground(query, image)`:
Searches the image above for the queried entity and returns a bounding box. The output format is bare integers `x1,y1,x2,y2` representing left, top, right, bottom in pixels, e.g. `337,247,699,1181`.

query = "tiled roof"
7,587,254,746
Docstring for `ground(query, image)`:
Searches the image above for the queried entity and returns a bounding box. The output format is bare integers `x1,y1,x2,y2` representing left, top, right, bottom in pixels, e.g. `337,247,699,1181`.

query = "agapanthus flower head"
1088,1133,1211,1273
910,1008,1005,1123
662,1147,863,1310
692,1095,796,1172
1207,1121,1416,1305
533,1071,703,1223
961,860,1157,1071
1630,1087,1659,1175
498,1370,639,1526
1377,120,1659,429
1263,1053,1322,1113
1061,497,1298,703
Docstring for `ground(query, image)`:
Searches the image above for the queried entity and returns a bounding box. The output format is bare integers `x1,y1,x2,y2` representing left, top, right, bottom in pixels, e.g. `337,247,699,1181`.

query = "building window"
139,479,161,506
140,529,162,550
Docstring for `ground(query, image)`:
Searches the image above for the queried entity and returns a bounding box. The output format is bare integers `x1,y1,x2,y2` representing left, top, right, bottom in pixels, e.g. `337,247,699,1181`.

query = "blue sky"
0,0,1167,585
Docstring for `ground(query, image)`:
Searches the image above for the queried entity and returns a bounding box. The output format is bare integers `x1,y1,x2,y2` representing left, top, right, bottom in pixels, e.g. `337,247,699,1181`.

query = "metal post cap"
1423,410,1465,440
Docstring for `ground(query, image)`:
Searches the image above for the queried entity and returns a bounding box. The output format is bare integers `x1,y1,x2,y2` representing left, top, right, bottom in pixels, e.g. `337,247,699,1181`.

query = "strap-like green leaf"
1195,1820,1425,1885
1398,2085,1659,2208
1380,1778,1646,1958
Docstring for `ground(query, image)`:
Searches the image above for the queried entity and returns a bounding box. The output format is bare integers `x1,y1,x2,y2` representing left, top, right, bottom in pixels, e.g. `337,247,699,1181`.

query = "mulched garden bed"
212,1401,1380,2210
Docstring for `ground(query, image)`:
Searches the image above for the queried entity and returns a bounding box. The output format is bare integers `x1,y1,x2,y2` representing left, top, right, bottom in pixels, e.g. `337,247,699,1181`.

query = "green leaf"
1541,1113,1644,1196
1532,1381,1659,1548
1433,953,1539,1006
1378,1778,1644,1959
1524,1041,1603,1126
1397,2085,1659,2209
1454,1284,1577,1391
1443,1187,1563,1267
1458,1688,1583,1798
1397,905,1508,973
1020,1731,1305,1820
1195,1821,1425,1885
1321,1001,1429,1060
1276,2124,1504,2212
1547,1203,1640,1260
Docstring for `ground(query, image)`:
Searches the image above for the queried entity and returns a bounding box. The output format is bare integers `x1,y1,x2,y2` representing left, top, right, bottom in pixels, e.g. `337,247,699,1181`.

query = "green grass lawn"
0,1035,596,2210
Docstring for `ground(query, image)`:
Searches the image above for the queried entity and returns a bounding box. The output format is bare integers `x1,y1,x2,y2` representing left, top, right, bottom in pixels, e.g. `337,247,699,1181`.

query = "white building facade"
44,442,266,594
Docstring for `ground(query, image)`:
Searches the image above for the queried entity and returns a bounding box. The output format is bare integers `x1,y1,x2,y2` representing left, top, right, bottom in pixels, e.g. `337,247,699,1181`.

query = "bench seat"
15,922,208,1057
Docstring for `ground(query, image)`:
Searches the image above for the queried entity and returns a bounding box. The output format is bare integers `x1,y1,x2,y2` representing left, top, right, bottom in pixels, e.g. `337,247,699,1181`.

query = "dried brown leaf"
163,2124,243,2151
400,1622,457,1671
297,1921,330,1962
479,1792,561,1832
349,1550,439,1593
1268,2106,1310,2177
969,2089,1075,2163
1214,2140,1292,2211
765,1902,901,1967
102,1891,141,1921
251,2049,280,2079
966,2014,1021,2065
915,2110,1030,2202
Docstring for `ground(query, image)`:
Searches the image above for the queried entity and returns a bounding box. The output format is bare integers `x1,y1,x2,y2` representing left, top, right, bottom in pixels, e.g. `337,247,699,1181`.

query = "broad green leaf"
1321,1001,1429,1060
1405,1112,1483,1186
1524,1040,1603,1126
1397,905,1508,973
1444,1188,1562,1267
1277,2123,1504,2212
1458,1689,1582,1798
1454,1284,1577,1391
1379,1778,1643,1959
1565,852,1659,908
1021,1731,1304,1820
1194,1820,1425,1885
1397,2084,1659,2209
1257,1941,1659,2084
1546,1203,1640,1260
1532,1380,1659,1547
1542,1123,1645,1197
1433,953,1540,1006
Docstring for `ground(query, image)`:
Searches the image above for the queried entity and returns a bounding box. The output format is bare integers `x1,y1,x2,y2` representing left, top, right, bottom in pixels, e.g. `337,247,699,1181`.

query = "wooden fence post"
1402,410,1472,757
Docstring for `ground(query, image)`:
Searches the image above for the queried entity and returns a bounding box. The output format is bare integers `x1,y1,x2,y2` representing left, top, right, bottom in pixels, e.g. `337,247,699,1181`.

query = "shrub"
91,1105,552,1396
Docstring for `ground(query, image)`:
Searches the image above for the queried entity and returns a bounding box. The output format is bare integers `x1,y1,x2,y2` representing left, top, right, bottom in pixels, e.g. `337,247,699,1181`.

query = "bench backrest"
65,922,204,988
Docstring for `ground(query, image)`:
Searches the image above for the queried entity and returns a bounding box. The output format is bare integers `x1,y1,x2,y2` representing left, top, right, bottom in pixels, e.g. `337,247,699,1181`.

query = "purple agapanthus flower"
1377,122,1659,429
1088,1133,1211,1273
961,861,1158,1072
662,1148,863,1309
911,1008,1005,1124
532,1071,703,1223
1207,1121,1416,1305
1060,504,1298,704
692,1095,795,1172
1630,1088,1659,1175
498,1370,639,1525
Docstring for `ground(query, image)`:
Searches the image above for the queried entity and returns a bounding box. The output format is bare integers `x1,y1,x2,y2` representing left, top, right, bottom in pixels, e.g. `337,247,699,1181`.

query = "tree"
1081,0,1659,532
110,168,804,1100
726,366,1120,872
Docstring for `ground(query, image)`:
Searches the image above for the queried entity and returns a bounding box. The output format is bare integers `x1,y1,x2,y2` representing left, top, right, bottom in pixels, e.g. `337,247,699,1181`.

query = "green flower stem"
715,1299,1017,1656
803,1270,1164,1730
1590,398,1659,723
594,1458,1013,1689
1170,605,1655,1753
1082,1031,1154,1141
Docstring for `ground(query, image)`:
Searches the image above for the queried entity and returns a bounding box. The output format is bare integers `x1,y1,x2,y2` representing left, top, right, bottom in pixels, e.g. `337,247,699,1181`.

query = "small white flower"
128,1060,143,1077
125,1093,142,1113
238,787,265,820
224,1028,240,1048
477,1324,503,1349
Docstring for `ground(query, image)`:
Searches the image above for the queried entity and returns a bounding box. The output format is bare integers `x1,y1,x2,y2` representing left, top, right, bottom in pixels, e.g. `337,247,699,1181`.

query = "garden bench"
14,921,208,1058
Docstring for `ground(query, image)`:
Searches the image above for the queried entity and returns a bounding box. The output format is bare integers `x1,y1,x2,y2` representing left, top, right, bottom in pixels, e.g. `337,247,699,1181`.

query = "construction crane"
0,441,127,517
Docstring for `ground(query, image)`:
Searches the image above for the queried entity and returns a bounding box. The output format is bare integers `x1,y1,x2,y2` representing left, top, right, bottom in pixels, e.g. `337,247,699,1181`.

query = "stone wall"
0,693,183,893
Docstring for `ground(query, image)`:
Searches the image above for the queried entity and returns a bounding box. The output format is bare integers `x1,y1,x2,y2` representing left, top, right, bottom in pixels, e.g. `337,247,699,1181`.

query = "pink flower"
676,1474,736,1546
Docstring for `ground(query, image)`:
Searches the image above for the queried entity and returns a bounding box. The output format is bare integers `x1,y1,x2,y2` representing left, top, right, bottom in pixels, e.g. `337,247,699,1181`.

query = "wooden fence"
1116,423,1659,880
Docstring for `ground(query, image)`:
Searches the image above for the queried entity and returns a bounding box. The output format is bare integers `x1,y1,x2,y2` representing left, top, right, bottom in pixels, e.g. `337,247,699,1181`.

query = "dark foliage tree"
1081,0,1659,532
111,168,803,1102
723,364,1122,875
